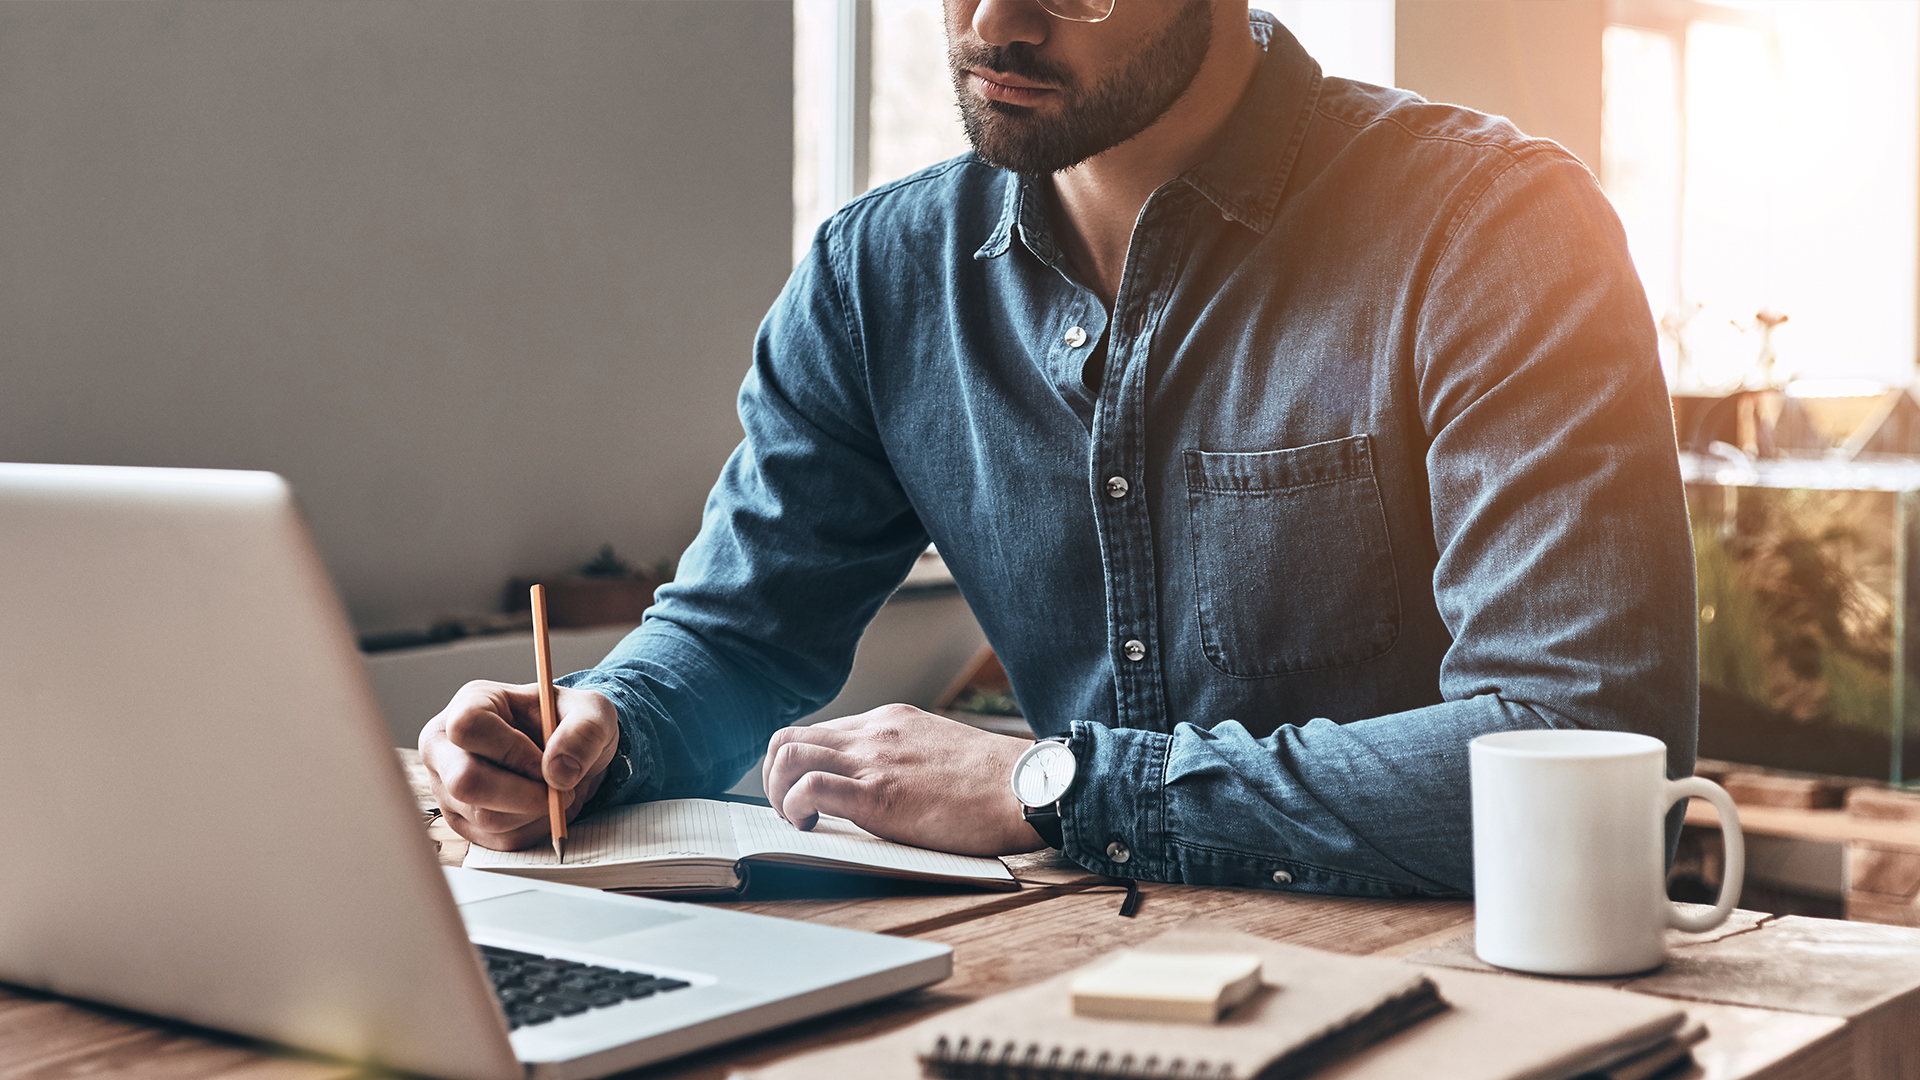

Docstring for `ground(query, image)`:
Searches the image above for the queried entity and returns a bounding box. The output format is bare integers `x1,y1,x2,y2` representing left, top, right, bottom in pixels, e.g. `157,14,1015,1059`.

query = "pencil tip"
553,836,566,864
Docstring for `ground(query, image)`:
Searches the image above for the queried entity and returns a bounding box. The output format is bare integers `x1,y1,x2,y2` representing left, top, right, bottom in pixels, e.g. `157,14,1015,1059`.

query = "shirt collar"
975,8,1322,261
1183,10,1321,233
974,164,1055,262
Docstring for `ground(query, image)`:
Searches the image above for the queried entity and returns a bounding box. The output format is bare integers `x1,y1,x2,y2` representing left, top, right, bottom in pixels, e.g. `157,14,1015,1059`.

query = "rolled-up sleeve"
560,220,930,805
1057,151,1697,897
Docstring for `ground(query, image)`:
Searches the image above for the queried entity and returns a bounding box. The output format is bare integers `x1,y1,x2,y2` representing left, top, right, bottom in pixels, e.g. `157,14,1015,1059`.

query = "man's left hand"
761,705,1047,857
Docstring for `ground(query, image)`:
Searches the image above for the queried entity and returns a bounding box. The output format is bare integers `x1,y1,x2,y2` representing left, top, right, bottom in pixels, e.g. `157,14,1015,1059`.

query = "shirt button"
1122,639,1146,662
1063,325,1088,348
1106,840,1131,864
1105,476,1130,499
1272,870,1293,885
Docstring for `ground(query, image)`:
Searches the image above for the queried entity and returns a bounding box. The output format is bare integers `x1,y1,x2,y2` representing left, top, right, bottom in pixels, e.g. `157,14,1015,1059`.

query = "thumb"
543,689,618,791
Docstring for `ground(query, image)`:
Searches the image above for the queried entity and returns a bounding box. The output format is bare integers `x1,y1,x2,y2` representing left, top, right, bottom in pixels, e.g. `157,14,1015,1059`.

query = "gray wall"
0,1,793,632
1396,0,1605,173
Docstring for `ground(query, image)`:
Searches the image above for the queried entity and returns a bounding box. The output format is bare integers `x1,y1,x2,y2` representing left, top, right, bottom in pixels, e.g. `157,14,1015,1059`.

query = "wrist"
577,721,634,817
1010,735,1076,850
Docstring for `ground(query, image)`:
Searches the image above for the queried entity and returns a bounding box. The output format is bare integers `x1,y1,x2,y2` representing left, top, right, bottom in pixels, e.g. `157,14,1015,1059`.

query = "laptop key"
509,1007,557,1029
479,944,694,1028
531,993,592,1016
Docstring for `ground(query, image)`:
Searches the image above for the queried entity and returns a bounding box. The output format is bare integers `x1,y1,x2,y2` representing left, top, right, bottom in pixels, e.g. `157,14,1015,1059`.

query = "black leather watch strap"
1022,802,1064,849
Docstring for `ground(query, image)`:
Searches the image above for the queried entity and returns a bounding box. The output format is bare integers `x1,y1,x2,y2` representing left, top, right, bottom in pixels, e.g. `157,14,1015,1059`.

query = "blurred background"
6,0,1920,919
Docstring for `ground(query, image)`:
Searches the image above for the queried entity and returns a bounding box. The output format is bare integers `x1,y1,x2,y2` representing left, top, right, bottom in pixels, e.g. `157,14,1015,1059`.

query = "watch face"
1012,740,1076,807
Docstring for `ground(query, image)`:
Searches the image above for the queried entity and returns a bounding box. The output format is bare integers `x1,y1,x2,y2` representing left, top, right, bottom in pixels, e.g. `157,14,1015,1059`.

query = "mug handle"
1664,776,1745,933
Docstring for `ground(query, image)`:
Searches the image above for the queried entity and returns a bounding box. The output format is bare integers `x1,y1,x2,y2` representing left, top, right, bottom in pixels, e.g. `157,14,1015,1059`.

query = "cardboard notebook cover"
463,797,1016,895
732,925,1689,1080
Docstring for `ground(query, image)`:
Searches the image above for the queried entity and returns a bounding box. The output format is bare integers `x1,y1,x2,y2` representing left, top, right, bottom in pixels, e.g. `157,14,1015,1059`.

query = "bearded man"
420,0,1696,898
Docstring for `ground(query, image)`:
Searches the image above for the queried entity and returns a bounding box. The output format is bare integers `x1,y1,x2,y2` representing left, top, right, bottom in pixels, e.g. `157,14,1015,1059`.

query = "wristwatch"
1009,736,1077,849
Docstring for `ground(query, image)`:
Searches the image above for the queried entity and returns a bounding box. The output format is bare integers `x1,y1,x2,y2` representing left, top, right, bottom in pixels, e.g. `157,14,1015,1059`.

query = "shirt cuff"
1060,719,1172,880
554,668,655,808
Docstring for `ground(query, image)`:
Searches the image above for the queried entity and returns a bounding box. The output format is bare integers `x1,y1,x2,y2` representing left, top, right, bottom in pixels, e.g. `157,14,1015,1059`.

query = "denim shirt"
561,12,1697,898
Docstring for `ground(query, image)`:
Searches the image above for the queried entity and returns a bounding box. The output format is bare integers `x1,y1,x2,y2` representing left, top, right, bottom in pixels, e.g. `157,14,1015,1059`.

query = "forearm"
555,222,931,808
1060,696,1654,898
556,618,814,806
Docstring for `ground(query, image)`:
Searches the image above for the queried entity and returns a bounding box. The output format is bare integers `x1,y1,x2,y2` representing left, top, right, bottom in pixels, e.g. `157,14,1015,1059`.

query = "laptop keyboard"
480,944,692,1030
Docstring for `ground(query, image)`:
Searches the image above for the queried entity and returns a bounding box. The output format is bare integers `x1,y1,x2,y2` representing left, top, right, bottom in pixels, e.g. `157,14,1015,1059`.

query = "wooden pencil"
530,583,566,863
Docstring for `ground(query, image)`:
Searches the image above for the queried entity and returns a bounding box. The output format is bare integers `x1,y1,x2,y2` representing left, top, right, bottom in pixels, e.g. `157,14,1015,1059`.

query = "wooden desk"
4,757,1917,1080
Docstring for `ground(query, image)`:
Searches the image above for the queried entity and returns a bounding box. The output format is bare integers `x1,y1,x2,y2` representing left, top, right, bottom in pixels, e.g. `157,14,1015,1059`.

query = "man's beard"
949,2,1214,176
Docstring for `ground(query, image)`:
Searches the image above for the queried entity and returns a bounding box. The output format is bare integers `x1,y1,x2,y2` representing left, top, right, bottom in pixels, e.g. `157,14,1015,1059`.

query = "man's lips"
968,68,1058,107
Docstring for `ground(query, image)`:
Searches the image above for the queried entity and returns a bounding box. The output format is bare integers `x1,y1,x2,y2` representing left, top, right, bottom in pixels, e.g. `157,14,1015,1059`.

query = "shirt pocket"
1183,434,1401,678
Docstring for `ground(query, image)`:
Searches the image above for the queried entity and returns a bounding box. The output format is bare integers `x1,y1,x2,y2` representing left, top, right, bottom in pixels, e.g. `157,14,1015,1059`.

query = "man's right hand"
418,680,620,852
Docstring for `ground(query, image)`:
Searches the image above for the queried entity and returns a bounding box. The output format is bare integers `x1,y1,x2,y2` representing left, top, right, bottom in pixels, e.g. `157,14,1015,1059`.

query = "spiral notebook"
736,925,1694,1080
912,931,1441,1080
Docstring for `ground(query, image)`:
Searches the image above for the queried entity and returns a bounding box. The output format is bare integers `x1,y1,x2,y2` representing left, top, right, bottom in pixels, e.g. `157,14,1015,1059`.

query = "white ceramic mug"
1470,730,1744,976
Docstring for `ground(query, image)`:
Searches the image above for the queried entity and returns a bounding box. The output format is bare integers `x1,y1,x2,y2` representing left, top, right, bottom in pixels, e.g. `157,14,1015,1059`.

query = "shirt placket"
1088,190,1190,734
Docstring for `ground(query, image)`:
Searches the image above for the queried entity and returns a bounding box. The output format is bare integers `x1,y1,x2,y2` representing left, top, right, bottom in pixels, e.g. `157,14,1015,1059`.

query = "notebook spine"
920,1036,1235,1080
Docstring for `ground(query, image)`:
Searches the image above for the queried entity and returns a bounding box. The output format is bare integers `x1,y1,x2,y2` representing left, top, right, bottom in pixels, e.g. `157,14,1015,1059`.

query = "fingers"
779,770,874,833
420,680,556,850
432,755,599,850
419,682,625,851
439,804,558,853
762,723,860,797
764,740,863,820
424,742,550,839
433,682,545,780
760,705,1043,855
543,687,620,792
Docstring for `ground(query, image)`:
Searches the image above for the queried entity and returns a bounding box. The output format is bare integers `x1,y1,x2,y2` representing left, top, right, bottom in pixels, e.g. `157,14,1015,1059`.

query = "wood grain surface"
0,750,1902,1080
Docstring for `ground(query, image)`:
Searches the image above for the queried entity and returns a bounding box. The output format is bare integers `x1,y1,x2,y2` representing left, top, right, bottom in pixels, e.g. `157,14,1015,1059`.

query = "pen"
530,583,567,863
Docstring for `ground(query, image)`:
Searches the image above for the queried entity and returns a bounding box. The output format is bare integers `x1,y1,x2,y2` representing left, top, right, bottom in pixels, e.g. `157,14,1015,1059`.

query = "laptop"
0,462,952,1080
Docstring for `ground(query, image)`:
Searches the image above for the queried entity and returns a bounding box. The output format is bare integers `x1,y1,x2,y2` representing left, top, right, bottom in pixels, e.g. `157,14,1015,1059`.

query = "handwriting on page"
727,802,1012,881
466,799,740,868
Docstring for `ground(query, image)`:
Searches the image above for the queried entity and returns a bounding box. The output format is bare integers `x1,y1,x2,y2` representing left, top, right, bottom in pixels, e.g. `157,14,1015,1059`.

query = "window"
795,0,969,262
794,1,1395,263
1603,0,1920,390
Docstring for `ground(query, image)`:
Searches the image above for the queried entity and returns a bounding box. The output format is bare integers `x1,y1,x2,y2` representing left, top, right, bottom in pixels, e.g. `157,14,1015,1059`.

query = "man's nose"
971,0,1050,48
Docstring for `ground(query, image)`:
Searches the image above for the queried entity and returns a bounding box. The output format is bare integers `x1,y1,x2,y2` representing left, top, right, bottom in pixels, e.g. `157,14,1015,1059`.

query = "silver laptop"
0,462,951,1080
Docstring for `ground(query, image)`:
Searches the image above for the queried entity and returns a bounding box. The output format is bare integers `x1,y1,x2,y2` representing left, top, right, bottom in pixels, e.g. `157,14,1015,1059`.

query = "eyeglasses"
1034,0,1114,23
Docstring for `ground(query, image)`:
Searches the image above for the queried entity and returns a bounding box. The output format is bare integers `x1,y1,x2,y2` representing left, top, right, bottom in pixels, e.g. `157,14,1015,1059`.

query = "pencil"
530,583,566,863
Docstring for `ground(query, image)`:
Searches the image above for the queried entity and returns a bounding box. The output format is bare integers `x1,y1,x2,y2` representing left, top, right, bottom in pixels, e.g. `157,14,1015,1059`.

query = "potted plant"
505,545,670,628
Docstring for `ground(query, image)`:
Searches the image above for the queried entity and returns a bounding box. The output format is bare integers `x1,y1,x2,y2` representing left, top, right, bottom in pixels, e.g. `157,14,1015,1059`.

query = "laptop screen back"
0,463,521,1080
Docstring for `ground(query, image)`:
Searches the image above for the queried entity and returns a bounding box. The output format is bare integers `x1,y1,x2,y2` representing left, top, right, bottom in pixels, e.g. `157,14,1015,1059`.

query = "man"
420,0,1696,897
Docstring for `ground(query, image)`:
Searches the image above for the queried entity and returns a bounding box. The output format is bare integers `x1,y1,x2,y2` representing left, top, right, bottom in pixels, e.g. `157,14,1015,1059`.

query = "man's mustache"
950,41,1076,90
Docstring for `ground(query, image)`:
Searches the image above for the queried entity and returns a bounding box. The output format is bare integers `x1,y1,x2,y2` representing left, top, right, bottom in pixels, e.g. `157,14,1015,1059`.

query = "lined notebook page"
729,802,1013,883
465,798,740,869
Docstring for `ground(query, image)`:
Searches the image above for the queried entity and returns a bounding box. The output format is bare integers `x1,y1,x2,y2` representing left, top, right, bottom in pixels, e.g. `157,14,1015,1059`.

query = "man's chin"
965,115,1070,174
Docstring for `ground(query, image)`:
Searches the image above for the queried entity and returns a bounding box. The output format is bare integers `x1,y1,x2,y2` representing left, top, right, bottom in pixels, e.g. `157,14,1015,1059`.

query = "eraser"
1069,951,1264,1024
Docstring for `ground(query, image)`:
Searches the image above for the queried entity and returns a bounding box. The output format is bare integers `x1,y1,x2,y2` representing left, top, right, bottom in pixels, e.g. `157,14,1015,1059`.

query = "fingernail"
549,753,582,787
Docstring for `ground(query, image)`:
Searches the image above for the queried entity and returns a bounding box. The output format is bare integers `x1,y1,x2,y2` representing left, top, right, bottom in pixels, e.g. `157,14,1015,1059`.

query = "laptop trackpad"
460,889,694,943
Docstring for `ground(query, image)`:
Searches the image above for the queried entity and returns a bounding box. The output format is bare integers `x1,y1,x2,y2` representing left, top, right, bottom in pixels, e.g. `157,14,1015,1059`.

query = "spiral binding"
920,1035,1236,1080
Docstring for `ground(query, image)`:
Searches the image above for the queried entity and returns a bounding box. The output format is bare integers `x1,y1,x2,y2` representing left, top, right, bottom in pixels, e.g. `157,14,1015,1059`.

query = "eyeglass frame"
1033,0,1115,24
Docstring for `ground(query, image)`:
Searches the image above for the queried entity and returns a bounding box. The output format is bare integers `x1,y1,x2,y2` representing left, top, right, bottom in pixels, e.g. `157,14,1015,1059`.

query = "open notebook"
464,798,1017,894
